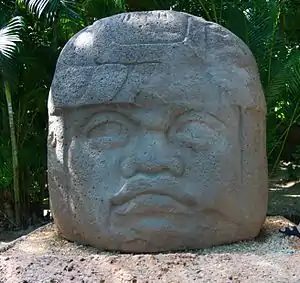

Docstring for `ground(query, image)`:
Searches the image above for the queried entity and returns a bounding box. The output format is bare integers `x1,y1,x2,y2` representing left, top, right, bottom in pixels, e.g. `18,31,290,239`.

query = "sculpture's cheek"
68,139,125,195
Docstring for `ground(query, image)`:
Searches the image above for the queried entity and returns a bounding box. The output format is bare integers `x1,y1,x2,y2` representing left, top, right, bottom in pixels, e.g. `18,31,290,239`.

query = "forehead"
49,60,255,114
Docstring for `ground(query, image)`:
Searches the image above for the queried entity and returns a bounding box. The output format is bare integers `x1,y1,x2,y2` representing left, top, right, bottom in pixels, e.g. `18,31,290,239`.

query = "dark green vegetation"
1,0,300,227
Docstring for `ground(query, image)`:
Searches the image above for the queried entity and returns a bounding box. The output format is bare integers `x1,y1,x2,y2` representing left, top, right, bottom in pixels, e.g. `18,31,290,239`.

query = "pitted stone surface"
47,10,268,252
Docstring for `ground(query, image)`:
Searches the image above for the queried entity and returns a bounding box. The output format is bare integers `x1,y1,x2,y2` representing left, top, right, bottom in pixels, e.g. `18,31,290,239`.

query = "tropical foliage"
1,0,300,226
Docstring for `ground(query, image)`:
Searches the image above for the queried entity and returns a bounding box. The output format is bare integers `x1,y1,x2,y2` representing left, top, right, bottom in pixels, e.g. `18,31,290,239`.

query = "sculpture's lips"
113,195,193,216
110,176,196,207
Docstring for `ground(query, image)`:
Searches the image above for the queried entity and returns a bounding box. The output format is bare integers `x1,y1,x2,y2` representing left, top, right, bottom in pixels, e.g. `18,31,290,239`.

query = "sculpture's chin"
110,215,193,240
102,219,250,253
53,207,262,253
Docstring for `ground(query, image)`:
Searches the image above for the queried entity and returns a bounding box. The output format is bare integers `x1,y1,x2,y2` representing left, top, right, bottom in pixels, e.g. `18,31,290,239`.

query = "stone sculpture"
48,10,268,252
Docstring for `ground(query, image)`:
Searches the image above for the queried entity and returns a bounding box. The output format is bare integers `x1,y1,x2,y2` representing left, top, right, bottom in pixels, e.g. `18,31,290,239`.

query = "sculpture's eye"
84,112,134,149
169,121,216,150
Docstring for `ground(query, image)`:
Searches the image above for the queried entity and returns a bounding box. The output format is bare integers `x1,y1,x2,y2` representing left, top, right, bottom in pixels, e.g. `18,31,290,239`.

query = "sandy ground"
0,216,300,283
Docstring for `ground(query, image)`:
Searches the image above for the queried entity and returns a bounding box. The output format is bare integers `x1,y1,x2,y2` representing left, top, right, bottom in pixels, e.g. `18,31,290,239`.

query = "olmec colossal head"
48,10,268,252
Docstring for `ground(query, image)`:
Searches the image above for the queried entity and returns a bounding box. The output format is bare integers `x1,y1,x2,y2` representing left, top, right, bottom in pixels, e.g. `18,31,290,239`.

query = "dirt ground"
0,216,300,283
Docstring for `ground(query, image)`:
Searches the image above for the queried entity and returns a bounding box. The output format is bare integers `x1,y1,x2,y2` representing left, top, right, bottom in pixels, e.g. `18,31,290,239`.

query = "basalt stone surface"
47,10,268,253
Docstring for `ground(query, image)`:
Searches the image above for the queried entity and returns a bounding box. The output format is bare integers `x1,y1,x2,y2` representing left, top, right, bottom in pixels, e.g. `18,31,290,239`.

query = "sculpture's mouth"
113,194,193,216
110,175,197,208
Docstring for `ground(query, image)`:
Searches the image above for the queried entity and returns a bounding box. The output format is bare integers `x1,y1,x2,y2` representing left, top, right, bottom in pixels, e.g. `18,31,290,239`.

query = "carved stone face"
65,103,240,249
48,10,268,252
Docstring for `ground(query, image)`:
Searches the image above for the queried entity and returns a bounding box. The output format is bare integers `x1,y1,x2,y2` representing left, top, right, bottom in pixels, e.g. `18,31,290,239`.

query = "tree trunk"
4,80,21,227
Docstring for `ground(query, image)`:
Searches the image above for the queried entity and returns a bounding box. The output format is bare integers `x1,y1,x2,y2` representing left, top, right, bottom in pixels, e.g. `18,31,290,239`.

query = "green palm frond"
0,16,23,63
24,0,79,19
267,51,300,104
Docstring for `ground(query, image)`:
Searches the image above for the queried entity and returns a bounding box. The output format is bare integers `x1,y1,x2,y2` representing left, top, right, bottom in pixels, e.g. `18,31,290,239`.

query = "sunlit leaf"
24,0,79,19
0,16,24,69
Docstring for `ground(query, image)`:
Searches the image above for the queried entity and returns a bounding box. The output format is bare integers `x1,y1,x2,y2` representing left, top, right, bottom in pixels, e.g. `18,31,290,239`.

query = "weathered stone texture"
48,10,268,252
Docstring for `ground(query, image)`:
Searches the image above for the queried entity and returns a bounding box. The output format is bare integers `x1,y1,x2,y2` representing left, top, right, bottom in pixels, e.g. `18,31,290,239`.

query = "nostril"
120,155,185,178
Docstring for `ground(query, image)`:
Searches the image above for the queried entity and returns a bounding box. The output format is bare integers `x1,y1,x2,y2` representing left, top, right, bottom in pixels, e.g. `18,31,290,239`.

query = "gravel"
0,216,300,283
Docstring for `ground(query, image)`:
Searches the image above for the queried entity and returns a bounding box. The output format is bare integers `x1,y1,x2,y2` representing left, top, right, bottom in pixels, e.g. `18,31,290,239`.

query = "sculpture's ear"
240,107,268,224
47,116,66,194
47,115,75,239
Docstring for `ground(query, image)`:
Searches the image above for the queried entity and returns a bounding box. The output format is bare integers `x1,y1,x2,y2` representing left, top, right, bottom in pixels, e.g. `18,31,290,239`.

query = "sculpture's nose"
120,131,184,178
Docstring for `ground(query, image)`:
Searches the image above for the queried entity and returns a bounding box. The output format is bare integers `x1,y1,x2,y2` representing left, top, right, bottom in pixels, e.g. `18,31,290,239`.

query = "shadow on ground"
268,161,300,223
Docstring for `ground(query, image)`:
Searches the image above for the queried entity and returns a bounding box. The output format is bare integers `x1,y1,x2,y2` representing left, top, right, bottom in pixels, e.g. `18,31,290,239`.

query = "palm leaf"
24,0,79,19
267,51,300,104
0,16,23,63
